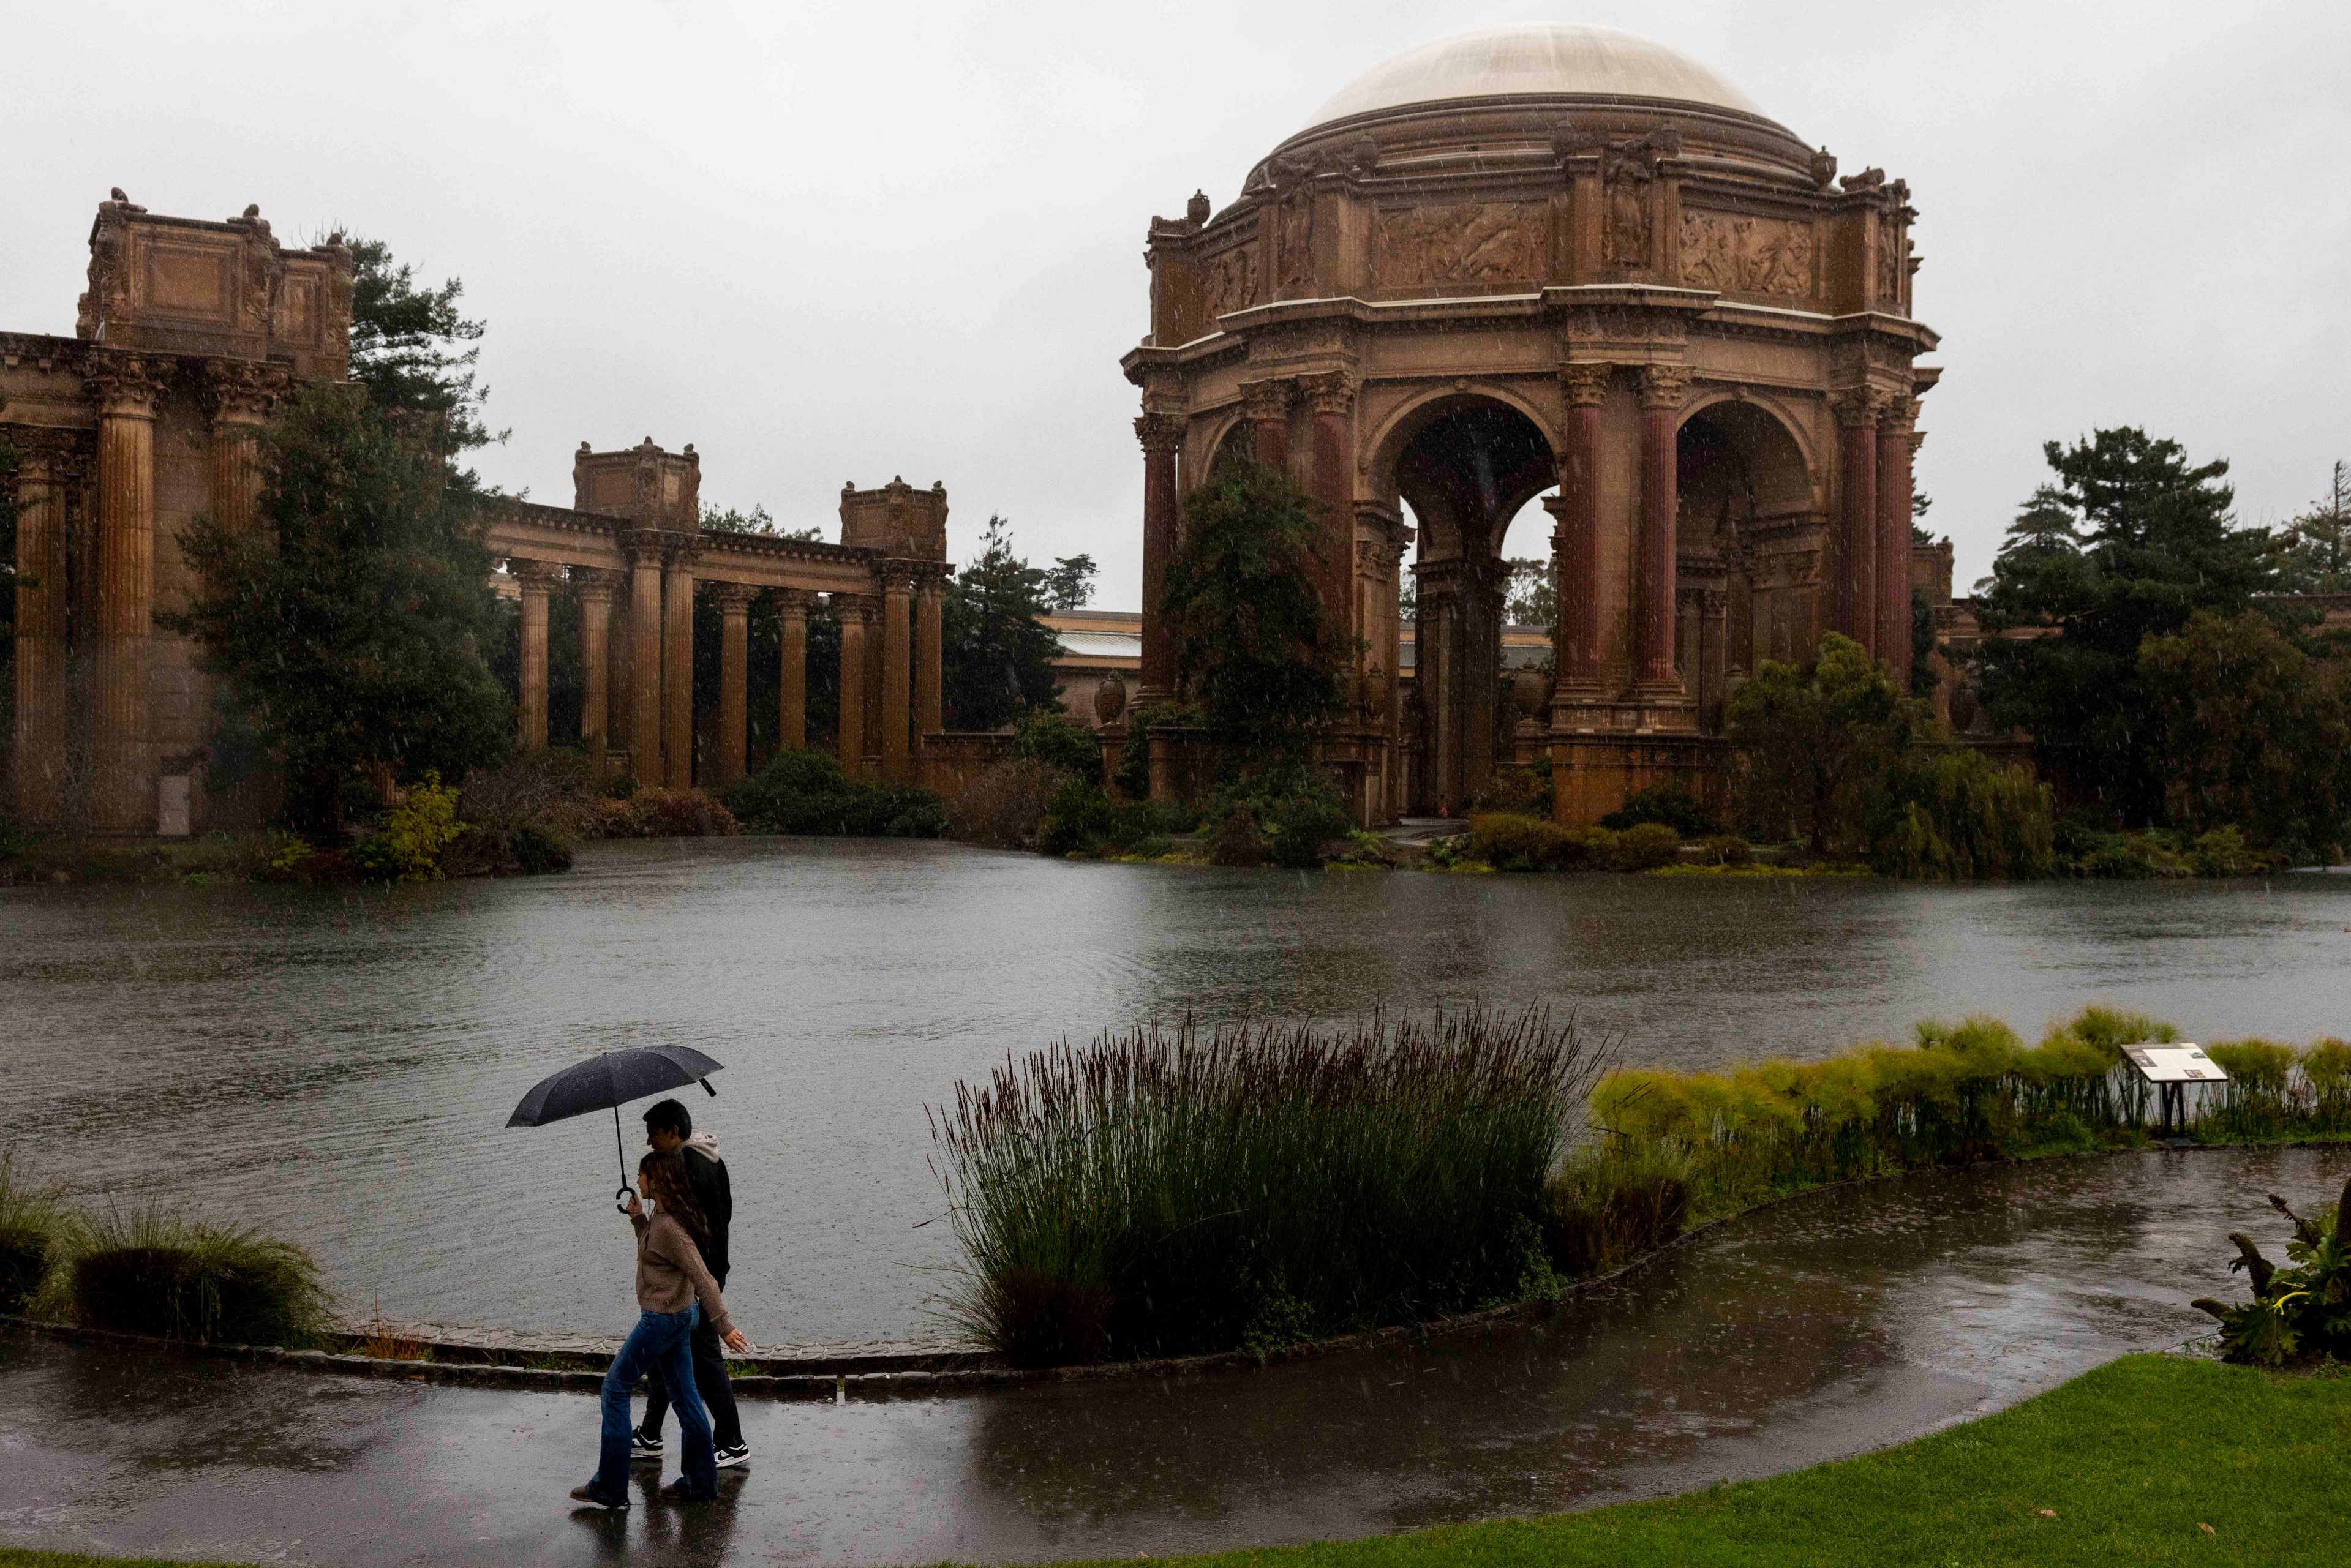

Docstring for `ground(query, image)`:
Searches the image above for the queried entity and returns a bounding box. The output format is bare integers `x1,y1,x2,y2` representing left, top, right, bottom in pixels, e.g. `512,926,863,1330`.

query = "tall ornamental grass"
0,1150,83,1314
933,1010,1606,1367
1591,1007,2351,1219
50,1204,333,1347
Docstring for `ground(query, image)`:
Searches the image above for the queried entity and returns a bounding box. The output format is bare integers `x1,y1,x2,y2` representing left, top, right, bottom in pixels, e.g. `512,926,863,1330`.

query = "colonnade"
506,549,945,790
1834,389,1920,686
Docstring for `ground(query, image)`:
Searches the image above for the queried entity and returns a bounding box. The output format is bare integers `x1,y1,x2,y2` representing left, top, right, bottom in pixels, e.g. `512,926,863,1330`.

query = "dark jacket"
679,1132,732,1282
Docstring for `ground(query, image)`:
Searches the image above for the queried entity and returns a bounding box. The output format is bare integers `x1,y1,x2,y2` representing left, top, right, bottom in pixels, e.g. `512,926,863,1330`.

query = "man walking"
632,1098,748,1469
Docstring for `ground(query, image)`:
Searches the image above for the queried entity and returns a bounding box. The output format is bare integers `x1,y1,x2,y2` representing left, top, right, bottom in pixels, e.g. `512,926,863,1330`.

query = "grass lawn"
1124,1354,2348,1568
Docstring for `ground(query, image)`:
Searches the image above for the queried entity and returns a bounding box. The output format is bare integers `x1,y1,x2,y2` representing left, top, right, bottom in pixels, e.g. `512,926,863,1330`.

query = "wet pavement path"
4,1144,2342,1566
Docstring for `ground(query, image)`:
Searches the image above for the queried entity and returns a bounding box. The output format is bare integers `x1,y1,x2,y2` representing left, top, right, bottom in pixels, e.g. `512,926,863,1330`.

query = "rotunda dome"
1304,24,1771,132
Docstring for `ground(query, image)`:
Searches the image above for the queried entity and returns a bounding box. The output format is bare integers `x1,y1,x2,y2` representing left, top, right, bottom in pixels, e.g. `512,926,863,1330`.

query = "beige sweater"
629,1209,735,1340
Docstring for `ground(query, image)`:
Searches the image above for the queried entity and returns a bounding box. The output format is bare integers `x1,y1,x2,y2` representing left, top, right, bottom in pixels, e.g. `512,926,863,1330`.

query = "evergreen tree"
2270,460,2351,592
1042,553,1097,611
942,517,1063,730
1971,427,2271,821
1164,462,1344,776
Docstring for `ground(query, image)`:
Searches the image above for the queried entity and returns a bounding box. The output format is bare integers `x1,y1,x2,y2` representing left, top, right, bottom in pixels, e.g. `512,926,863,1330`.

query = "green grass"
1114,1355,2349,1568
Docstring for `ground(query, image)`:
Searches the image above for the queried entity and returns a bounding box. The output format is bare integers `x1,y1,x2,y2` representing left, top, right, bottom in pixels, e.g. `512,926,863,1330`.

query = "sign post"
2117,1043,2229,1144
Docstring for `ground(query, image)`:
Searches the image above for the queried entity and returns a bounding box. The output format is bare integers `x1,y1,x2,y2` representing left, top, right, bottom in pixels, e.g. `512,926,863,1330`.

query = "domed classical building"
1123,23,1937,823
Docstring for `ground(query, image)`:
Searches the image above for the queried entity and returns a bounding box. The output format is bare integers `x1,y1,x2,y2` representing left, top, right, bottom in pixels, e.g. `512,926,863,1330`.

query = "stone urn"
1360,664,1390,721
1093,675,1128,726
1510,668,1551,719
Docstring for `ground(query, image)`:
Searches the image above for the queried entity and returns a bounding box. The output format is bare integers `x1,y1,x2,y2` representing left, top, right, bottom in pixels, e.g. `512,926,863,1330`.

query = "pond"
4,838,2348,1341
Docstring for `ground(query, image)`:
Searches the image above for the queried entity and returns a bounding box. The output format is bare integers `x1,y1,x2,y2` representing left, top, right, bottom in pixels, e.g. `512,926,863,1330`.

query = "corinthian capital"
1134,410,1186,454
86,353,167,418
570,568,620,607
1239,378,1294,424
708,580,759,614
1301,371,1356,416
1636,364,1690,410
1832,387,1886,429
510,557,563,594
205,361,290,426
1561,361,1614,407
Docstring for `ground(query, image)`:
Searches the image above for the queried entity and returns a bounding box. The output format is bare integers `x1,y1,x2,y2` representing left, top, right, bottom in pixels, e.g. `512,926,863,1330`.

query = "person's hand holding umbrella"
508,1045,726,1211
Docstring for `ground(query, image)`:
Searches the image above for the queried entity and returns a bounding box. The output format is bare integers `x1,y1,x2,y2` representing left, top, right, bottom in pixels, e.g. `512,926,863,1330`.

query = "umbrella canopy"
506,1045,725,1128
506,1045,726,1207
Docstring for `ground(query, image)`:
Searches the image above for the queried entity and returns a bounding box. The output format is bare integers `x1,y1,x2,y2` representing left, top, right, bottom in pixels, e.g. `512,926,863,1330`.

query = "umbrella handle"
614,1184,637,1214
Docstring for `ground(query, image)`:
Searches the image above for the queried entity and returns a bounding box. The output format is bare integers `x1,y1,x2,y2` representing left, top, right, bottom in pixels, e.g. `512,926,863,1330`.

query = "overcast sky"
7,1,2346,604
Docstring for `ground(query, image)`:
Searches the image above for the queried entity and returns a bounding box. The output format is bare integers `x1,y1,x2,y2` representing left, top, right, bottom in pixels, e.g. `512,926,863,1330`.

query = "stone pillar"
623,531,666,784
710,582,756,787
1304,373,1356,643
513,560,559,751
774,588,810,752
10,438,74,824
880,565,914,782
835,595,873,774
1551,362,1611,698
915,571,945,740
574,570,616,772
1835,389,1882,653
89,356,162,832
1635,365,1688,694
1244,378,1291,470
1134,410,1184,702
205,365,277,535
1417,562,1461,812
661,536,698,790
1876,399,1919,686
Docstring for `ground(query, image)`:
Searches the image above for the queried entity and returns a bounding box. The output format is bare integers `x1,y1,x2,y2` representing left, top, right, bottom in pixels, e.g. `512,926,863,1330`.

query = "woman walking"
571,1149,750,1509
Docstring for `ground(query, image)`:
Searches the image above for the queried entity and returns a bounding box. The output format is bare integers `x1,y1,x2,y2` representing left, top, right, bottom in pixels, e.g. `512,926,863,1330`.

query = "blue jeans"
590,1306,715,1501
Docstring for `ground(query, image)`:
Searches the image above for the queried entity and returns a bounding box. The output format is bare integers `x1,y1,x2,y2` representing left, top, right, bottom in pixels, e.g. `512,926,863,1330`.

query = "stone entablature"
1124,26,1938,827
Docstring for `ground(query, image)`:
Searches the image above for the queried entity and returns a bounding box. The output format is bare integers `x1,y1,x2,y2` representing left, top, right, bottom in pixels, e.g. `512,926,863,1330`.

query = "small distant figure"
631,1100,748,1471
1439,803,1450,819
570,1147,748,1509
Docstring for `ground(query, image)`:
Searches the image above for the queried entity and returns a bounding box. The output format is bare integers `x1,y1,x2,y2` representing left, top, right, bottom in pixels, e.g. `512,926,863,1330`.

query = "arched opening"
1380,396,1557,812
1674,400,1815,731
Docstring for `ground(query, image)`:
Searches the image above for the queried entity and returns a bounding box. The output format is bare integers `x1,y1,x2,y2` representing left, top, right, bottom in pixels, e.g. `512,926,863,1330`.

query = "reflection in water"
3,838,2348,1340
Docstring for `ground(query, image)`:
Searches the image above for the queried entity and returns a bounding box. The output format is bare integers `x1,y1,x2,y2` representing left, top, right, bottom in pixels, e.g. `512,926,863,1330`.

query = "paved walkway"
4,1145,2341,1567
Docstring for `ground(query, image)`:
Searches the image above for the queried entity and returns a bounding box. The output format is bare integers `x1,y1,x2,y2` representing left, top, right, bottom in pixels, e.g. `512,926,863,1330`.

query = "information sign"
2118,1044,2230,1084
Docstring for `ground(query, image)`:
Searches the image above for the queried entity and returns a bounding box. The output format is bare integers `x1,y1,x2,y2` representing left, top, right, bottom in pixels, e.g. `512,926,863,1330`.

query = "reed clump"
33,1202,333,1348
0,1150,83,1314
933,1008,1608,1367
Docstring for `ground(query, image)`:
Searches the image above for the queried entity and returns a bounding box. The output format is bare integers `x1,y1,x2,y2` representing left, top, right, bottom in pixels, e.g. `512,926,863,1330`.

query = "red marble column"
1304,373,1356,645
711,581,757,787
661,536,698,789
1134,410,1184,702
513,560,559,751
1551,362,1611,694
1875,399,1919,686
1636,365,1689,690
774,589,810,752
1834,389,1883,653
1244,378,1291,469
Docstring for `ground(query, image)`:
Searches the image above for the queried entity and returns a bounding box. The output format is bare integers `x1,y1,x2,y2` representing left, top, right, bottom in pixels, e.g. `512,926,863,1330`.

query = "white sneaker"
713,1444,751,1469
630,1430,663,1463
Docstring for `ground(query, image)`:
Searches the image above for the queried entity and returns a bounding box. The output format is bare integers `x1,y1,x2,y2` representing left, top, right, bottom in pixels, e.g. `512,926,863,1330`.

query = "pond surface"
4,838,2349,1341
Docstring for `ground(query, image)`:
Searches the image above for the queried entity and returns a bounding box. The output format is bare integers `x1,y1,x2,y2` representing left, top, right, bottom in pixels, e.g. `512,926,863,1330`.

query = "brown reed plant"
930,1007,1608,1367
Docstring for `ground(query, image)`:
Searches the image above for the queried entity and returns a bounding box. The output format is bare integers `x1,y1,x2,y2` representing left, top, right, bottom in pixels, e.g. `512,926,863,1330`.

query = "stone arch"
1674,394,1822,713
1198,408,1256,479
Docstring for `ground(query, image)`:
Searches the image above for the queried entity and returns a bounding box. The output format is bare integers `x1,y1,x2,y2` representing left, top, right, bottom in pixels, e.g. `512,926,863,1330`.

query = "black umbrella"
507,1045,724,1209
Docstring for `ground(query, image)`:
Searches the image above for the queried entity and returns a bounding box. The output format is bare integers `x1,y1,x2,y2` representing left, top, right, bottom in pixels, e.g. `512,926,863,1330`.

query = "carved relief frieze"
1278,198,1315,294
1678,210,1816,300
1876,211,1907,306
1201,244,1258,320
1375,201,1547,290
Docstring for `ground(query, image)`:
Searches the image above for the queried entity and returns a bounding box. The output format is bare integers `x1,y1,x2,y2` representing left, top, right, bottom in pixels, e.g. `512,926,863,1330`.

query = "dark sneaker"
630,1430,663,1463
713,1444,751,1469
660,1477,716,1503
570,1483,628,1510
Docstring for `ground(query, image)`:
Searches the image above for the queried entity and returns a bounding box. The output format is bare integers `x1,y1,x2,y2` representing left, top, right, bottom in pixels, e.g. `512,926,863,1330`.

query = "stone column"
710,581,756,787
1835,389,1882,653
1635,365,1688,694
1244,378,1291,470
10,437,75,824
915,570,945,739
880,564,914,782
1551,362,1611,699
835,595,873,774
1134,410,1184,702
1303,373,1356,644
205,364,279,535
89,356,162,831
661,535,698,790
773,588,810,752
1875,399,1919,686
513,559,559,751
1416,561,1461,812
573,570,616,772
623,530,666,784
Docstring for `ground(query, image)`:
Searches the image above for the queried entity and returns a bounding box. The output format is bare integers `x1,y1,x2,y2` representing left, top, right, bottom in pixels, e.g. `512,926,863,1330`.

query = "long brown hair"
637,1150,711,1255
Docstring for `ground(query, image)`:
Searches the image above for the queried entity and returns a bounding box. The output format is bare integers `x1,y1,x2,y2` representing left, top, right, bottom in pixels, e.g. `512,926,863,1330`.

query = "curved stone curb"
7,1138,2333,1400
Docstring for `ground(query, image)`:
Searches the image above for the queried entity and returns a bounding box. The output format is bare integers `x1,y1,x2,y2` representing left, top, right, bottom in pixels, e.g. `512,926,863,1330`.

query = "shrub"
933,1008,1608,1364
2192,1175,2351,1366
722,749,941,838
352,772,465,882
2191,826,2272,877
0,1151,80,1314
601,771,639,801
1009,711,1100,778
64,1204,331,1347
2206,1039,2302,1140
508,822,576,873
946,758,1066,850
1699,834,1753,867
1041,777,1123,857
1205,805,1266,867
1469,812,1574,871
1600,785,1721,838
2306,1039,2351,1131
1611,822,1682,871
1868,750,2056,880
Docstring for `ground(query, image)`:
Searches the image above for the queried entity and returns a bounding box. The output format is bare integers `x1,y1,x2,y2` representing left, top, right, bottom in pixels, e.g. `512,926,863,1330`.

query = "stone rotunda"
1122,23,1938,824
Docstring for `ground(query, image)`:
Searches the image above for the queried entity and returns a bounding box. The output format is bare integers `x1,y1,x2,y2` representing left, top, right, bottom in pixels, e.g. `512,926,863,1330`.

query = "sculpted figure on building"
1124,23,1938,825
